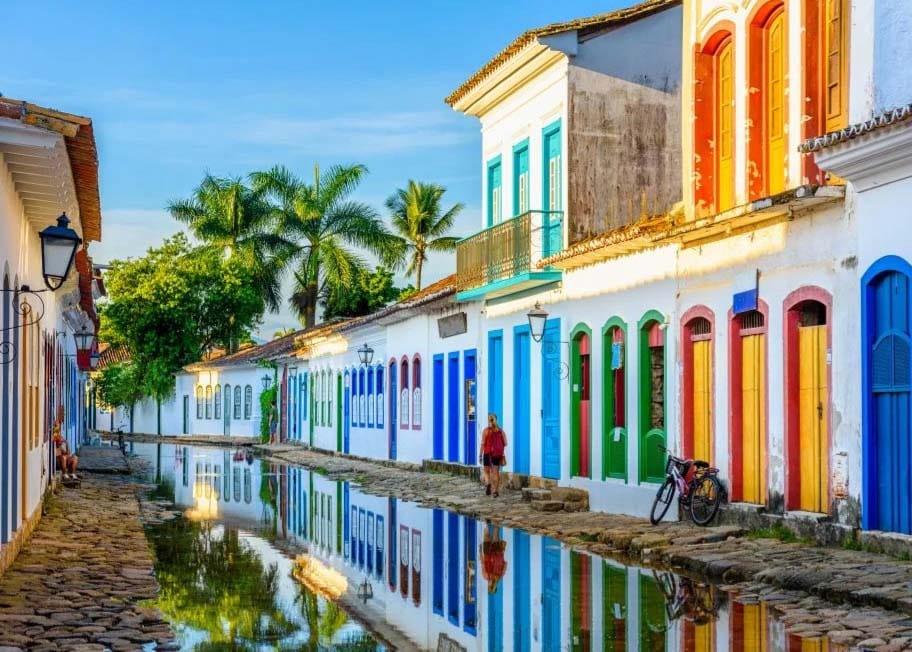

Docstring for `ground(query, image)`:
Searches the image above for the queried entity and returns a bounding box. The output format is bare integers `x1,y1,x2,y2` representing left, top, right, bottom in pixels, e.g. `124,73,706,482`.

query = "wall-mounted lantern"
527,302,549,343
38,213,82,291
357,343,374,366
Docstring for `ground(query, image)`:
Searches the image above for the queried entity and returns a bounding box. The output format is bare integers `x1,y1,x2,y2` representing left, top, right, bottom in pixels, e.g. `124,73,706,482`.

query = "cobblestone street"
0,450,175,652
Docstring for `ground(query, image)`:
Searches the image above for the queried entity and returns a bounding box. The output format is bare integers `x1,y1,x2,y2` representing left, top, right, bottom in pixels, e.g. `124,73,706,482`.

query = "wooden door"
741,334,766,504
767,11,787,194
799,325,828,512
693,339,713,463
716,41,735,211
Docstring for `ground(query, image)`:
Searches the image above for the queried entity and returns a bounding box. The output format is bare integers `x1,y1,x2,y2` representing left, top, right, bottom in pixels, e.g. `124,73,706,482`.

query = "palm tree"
252,164,400,328
386,180,463,291
274,327,296,339
168,174,291,315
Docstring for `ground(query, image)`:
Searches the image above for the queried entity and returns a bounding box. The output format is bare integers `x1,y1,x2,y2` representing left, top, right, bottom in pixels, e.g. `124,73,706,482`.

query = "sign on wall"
438,312,468,338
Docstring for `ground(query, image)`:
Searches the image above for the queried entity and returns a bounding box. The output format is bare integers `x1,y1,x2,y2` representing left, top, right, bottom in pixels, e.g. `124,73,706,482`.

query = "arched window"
196,385,203,419
234,386,242,420
244,385,253,420
224,384,232,421
694,29,735,216
412,356,422,429
214,385,222,419
682,309,715,465
400,357,410,429
376,365,385,428
367,367,375,427
205,386,213,419
570,327,592,478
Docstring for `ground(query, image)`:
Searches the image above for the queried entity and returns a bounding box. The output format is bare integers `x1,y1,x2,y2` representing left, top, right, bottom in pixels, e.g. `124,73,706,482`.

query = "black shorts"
483,454,504,467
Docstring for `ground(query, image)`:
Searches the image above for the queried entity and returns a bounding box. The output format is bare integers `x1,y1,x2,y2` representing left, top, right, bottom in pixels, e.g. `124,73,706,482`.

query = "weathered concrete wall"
567,4,682,242
874,0,912,113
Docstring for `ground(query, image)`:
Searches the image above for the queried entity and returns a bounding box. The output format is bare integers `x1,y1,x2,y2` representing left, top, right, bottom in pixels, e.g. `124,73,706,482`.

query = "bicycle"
649,444,723,526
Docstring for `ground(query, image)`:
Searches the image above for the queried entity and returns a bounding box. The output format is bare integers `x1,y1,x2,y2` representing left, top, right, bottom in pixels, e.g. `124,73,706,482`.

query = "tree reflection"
148,518,298,647
293,581,349,649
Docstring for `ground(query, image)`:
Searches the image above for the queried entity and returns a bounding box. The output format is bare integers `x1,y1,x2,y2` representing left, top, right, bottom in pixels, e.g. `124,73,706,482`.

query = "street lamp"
73,330,94,351
527,302,549,343
89,351,100,370
357,343,374,366
261,374,272,390
38,213,82,291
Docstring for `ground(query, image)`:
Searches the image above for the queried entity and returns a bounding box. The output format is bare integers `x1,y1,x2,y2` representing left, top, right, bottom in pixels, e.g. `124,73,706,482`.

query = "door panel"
513,531,531,652
799,325,828,512
542,537,561,652
767,11,786,195
741,334,766,504
448,353,460,463
433,355,445,460
693,340,712,463
542,320,561,479
514,330,531,474
389,363,398,460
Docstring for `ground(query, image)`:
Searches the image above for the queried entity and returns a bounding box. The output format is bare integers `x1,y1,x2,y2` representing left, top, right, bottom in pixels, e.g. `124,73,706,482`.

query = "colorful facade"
0,97,103,572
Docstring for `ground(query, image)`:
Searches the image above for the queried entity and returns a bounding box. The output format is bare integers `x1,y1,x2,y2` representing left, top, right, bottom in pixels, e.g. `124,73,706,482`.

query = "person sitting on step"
51,406,79,480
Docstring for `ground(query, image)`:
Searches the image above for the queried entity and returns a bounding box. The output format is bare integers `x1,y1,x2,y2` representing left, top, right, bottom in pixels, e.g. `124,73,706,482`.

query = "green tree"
99,234,263,404
94,360,144,428
168,173,291,320
321,266,410,321
251,164,401,327
386,180,463,290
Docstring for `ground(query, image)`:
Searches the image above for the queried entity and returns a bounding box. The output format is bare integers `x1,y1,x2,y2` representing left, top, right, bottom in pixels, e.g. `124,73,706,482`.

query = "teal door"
542,319,561,479
542,537,562,651
514,326,531,474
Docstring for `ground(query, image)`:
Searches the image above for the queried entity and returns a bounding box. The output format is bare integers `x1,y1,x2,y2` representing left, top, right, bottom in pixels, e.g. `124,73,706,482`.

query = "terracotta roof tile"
445,0,679,107
799,104,912,153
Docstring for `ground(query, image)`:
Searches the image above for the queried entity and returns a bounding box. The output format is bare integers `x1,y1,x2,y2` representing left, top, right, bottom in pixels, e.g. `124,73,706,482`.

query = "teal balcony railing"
456,210,563,295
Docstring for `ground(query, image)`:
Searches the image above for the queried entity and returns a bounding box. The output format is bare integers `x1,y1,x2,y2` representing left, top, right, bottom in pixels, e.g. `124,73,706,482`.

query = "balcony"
455,210,563,301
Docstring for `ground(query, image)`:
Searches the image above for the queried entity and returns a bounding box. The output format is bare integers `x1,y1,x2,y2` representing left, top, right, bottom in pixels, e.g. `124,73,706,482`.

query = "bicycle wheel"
689,475,723,526
650,478,676,525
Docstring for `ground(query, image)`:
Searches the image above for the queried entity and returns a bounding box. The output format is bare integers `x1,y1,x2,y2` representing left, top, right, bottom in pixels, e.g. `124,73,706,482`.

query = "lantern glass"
89,352,100,370
357,343,374,366
74,330,94,351
527,303,549,343
262,374,271,390
39,214,81,290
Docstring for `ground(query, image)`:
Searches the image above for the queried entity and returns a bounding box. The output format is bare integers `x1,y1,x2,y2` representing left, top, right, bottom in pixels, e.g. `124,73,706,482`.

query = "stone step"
521,488,553,503
551,487,589,503
530,500,564,512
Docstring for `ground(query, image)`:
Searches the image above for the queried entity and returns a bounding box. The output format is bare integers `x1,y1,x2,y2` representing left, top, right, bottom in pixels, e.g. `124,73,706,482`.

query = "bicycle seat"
692,460,710,469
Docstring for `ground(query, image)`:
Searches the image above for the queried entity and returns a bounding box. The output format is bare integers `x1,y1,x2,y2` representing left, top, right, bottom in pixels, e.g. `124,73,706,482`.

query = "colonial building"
0,97,103,572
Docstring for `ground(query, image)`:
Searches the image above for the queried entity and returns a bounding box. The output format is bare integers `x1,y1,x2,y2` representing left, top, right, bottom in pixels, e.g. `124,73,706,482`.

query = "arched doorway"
730,306,768,504
682,309,714,464
638,311,666,484
784,290,831,513
570,325,592,478
863,259,912,533
602,318,627,481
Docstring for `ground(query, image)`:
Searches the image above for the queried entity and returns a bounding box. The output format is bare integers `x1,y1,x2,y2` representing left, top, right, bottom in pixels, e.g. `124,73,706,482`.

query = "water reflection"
135,443,838,651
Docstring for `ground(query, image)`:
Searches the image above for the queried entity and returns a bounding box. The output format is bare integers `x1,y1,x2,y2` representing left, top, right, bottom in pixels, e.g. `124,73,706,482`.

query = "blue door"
542,319,562,479
514,326,531,474
513,531,531,652
464,350,478,466
542,536,562,651
433,354,445,460
343,483,350,559
488,332,504,426
448,353,460,463
432,509,444,616
447,511,460,625
343,371,351,453
865,265,912,533
464,517,477,635
389,362,398,460
388,498,397,590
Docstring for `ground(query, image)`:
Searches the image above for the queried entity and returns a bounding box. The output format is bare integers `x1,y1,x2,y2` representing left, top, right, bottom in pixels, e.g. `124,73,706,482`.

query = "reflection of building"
0,97,104,574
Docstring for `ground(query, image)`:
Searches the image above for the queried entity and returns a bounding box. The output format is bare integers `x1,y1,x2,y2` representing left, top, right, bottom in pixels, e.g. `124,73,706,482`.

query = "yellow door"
693,340,712,463
742,334,766,504
767,11,786,195
740,604,768,649
802,637,830,652
799,325,828,512
717,41,734,211
694,622,714,652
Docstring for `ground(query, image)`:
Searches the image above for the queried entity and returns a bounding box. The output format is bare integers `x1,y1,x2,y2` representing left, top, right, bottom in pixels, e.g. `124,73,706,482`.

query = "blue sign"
733,288,758,314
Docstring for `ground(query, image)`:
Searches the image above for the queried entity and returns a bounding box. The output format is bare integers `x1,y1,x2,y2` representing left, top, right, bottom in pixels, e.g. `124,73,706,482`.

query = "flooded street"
130,442,845,651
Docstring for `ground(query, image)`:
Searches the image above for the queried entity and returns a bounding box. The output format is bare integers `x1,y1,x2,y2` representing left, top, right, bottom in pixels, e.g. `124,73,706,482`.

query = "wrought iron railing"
456,210,563,293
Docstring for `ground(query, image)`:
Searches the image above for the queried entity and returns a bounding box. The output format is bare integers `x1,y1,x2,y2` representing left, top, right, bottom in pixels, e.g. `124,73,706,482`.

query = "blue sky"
2,0,622,336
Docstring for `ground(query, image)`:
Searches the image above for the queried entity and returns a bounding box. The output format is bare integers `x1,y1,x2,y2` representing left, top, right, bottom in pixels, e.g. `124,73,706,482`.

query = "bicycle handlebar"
658,444,687,465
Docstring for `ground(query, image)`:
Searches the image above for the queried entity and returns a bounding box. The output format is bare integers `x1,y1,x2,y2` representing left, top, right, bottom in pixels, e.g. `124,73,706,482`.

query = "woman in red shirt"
479,413,507,497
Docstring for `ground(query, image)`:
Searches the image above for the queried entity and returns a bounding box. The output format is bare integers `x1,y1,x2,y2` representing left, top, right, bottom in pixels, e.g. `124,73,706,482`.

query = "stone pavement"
0,471,175,651
76,446,131,474
261,443,912,645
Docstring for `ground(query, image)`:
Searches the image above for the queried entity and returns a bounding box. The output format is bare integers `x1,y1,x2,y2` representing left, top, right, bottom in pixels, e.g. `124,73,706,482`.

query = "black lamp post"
357,343,374,366
74,330,94,351
527,302,549,343
38,213,82,291
261,374,272,390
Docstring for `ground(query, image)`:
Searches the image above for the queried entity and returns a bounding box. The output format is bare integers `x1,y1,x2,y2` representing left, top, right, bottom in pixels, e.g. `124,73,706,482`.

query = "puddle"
132,442,843,651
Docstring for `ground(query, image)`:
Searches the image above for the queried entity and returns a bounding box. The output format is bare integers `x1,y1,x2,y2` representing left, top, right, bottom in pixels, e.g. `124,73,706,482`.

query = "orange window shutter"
717,41,735,211
825,0,848,131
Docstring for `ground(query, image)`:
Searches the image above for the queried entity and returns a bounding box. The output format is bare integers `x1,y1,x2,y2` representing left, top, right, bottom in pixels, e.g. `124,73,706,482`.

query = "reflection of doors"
742,333,766,504
343,372,350,454
463,350,477,466
514,328,531,474
693,339,712,462
182,395,189,434
448,353,460,463
463,517,477,633
542,537,561,651
389,362,398,460
639,572,666,651
732,603,767,649
432,355,444,460
603,564,626,651
799,325,828,512
542,320,561,479
570,552,591,651
513,531,531,652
